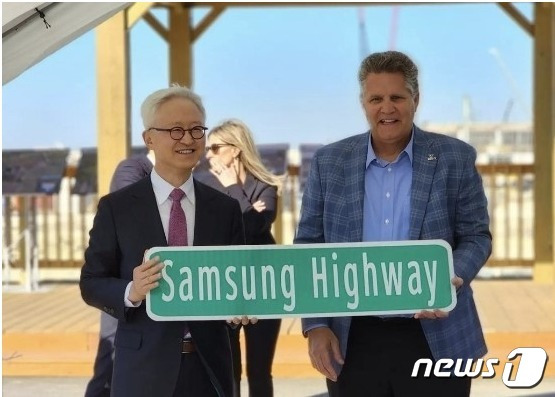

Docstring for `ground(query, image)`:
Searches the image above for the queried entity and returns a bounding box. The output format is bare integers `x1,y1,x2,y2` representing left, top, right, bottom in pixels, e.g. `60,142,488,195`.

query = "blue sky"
2,3,533,150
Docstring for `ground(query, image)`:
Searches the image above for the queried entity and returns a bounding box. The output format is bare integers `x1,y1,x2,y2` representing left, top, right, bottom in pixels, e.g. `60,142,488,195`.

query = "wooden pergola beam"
498,3,534,37
96,11,130,197
190,2,430,6
533,2,555,283
192,5,226,42
144,11,169,41
169,4,192,87
126,2,155,29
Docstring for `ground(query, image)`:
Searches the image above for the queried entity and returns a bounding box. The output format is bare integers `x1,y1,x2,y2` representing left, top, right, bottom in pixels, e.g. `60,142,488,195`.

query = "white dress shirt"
124,169,196,307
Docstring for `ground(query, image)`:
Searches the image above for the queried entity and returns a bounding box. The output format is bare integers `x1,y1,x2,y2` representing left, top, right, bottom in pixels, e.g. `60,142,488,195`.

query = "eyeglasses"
205,144,233,154
149,126,207,140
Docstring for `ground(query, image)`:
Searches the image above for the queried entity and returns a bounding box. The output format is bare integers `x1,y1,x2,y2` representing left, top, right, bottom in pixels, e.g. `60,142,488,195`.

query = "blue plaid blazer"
296,126,492,374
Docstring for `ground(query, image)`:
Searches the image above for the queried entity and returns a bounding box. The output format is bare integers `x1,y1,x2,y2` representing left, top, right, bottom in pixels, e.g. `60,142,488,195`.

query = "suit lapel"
243,173,257,202
410,127,438,239
344,133,369,242
130,178,167,248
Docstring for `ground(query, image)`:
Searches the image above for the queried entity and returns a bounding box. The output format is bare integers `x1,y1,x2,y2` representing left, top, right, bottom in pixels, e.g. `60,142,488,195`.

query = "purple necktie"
168,189,188,246
168,188,190,337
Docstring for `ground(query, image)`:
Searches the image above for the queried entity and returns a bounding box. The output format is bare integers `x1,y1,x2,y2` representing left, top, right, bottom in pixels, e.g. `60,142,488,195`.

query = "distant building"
420,121,533,164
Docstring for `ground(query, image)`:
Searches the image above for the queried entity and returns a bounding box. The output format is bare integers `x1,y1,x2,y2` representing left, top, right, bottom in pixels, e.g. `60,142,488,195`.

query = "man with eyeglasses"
81,85,248,397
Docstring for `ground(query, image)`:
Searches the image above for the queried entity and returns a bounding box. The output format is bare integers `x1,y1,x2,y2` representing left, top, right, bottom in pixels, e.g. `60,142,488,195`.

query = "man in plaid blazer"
295,51,491,397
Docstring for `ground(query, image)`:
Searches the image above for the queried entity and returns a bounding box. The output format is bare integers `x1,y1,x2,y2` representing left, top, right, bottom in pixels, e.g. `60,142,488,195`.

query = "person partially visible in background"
84,151,154,397
205,119,283,397
110,151,154,191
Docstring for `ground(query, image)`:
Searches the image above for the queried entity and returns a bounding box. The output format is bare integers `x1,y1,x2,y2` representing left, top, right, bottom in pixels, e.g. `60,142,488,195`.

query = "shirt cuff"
124,281,142,308
303,323,329,337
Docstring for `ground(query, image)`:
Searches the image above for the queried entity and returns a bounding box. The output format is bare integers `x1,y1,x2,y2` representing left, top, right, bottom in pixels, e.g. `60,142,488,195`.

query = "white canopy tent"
2,2,130,84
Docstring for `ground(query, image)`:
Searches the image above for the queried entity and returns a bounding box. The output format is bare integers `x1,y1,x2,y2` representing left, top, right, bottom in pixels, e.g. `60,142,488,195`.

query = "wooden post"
80,196,88,257
4,196,12,259
55,195,62,264
533,3,555,283
273,198,283,245
29,196,38,288
42,196,49,265
68,193,74,263
288,165,300,237
96,11,130,197
169,4,192,87
17,196,27,270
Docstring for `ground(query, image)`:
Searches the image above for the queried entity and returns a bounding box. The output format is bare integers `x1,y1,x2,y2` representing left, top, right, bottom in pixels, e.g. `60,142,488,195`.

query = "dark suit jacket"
80,176,245,397
200,173,277,245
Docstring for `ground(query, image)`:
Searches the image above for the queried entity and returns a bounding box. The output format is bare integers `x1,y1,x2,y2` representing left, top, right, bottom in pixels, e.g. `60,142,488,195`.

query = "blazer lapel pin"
427,154,437,161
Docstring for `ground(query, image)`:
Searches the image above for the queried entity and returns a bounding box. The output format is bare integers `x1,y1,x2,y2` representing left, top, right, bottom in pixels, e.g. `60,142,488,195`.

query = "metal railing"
2,228,39,291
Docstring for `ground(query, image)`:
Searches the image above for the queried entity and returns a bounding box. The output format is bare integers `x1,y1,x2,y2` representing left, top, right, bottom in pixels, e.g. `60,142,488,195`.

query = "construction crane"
488,47,531,121
358,5,400,59
389,6,400,50
358,7,369,60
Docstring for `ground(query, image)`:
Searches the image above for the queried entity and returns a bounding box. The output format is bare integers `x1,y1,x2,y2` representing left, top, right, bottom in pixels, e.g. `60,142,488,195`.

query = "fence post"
24,228,31,292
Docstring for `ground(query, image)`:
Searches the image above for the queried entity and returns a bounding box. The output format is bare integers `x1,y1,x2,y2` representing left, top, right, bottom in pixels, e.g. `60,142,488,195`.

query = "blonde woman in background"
205,119,283,397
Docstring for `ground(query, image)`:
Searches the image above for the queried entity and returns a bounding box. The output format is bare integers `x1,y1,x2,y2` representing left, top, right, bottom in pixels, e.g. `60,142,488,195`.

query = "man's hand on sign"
414,276,464,320
129,255,164,304
307,327,344,382
451,275,464,289
227,315,259,325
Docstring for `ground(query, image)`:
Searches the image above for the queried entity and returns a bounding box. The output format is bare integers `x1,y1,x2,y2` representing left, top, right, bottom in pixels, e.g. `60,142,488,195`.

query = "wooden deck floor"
3,279,555,377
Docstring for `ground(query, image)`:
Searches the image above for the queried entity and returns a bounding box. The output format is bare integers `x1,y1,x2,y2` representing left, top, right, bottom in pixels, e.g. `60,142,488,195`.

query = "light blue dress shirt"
363,130,414,318
362,129,414,242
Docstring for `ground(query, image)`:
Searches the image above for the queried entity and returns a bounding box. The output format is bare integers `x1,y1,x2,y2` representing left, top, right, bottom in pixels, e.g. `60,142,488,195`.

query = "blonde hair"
208,119,284,195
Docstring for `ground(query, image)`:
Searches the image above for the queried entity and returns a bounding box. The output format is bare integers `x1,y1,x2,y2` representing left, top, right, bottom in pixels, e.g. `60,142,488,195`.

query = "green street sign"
145,240,456,321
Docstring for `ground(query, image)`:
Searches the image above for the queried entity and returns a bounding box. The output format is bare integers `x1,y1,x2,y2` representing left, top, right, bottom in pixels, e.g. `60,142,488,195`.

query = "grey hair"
140,84,206,129
358,51,419,98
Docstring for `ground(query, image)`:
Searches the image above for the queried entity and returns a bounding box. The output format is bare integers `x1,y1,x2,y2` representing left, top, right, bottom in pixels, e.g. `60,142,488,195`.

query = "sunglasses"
205,144,233,154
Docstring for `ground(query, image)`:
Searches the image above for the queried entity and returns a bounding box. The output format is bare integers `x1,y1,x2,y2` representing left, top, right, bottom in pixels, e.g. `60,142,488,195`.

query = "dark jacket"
201,173,277,245
80,177,245,397
109,155,153,192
